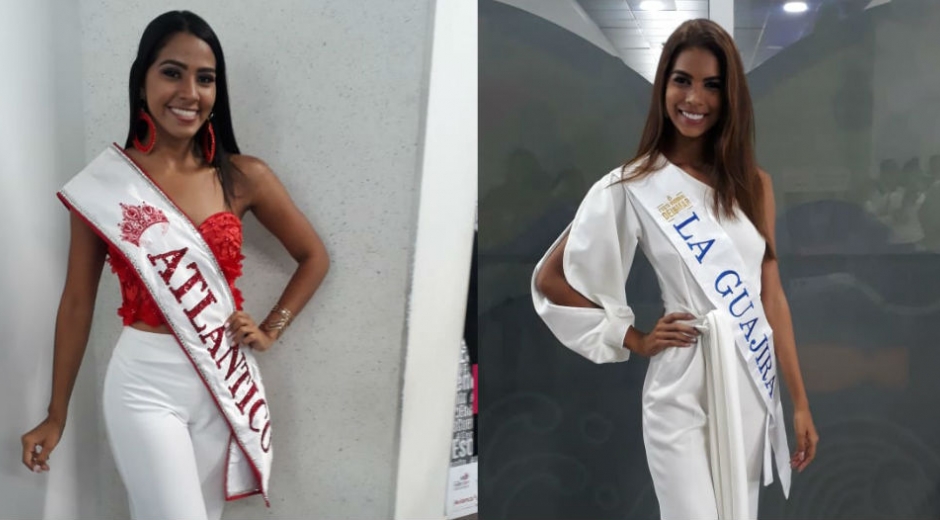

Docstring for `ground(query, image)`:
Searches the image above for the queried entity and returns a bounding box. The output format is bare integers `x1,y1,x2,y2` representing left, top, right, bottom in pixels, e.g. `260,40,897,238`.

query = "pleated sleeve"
531,170,642,363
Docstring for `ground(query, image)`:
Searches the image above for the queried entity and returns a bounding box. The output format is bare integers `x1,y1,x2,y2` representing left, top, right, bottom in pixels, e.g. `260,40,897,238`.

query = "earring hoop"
202,116,216,164
133,108,156,154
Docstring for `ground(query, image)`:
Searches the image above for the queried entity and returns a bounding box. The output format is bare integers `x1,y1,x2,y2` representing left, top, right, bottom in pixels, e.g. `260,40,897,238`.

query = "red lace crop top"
108,212,245,326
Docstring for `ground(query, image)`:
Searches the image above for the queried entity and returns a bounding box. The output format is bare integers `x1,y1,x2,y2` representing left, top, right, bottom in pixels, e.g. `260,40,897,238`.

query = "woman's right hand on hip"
633,312,700,357
21,416,65,473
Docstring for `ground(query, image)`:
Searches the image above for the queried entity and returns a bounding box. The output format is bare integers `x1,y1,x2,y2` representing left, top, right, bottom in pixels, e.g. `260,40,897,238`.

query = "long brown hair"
621,19,773,256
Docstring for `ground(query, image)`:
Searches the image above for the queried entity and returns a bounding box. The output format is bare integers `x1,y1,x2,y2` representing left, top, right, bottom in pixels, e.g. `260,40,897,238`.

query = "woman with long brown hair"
532,19,818,519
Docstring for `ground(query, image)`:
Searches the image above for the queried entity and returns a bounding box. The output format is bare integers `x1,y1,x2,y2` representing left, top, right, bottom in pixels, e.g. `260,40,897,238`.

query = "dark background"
478,0,940,518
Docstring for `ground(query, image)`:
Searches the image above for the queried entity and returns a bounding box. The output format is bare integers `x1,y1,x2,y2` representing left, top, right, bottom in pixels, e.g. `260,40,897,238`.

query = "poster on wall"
446,230,478,519
446,339,477,519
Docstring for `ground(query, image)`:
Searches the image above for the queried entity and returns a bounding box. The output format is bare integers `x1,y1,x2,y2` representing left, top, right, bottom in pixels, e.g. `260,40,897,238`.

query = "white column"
393,0,478,518
0,0,91,519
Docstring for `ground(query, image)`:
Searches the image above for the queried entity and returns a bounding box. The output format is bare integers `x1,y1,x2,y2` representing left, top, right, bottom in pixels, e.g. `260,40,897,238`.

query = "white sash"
626,164,791,501
701,309,749,519
58,144,272,504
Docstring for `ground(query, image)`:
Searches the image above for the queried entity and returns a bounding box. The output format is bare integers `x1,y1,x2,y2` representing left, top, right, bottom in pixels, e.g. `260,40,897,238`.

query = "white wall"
0,0,96,519
2,0,473,518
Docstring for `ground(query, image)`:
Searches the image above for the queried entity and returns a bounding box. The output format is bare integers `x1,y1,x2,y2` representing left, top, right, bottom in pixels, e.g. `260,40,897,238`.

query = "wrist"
791,398,811,413
47,406,68,425
260,305,294,341
261,328,280,342
623,327,646,352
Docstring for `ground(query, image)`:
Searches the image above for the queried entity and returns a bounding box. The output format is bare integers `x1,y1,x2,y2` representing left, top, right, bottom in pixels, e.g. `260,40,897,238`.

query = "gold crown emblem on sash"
118,201,169,247
657,193,691,222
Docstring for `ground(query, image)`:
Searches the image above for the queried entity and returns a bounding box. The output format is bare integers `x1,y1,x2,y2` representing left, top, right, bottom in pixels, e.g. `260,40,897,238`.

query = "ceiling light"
639,1,666,11
783,2,809,13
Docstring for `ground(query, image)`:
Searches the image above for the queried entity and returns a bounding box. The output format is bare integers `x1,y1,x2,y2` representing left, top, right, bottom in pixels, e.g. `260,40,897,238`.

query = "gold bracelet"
260,305,294,338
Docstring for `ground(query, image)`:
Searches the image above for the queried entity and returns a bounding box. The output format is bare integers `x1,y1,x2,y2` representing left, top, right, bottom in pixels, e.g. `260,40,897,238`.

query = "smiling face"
141,32,217,144
664,46,723,142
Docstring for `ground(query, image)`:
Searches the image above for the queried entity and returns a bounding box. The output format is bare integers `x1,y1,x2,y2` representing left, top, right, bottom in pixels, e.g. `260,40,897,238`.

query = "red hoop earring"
202,119,216,164
133,109,156,154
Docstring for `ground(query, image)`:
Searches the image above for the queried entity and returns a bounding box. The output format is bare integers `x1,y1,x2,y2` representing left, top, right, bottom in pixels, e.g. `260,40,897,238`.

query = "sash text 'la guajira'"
671,209,777,400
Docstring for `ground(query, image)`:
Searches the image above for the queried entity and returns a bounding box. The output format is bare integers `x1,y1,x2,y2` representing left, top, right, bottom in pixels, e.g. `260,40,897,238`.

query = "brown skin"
21,32,329,473
536,46,818,472
757,169,818,472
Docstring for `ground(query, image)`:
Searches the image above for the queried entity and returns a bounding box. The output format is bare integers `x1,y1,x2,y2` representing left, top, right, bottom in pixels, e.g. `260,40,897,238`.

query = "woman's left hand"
791,406,819,472
226,311,275,352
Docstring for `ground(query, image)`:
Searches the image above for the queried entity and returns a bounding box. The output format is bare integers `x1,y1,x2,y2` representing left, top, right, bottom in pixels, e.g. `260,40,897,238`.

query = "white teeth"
169,107,198,119
681,110,704,121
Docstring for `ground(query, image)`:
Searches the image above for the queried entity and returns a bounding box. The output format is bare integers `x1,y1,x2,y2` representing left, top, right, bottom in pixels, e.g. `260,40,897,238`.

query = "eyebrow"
672,69,721,82
158,59,216,74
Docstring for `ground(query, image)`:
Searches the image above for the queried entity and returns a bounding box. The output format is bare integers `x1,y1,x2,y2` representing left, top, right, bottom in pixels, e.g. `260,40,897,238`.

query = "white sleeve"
531,172,641,364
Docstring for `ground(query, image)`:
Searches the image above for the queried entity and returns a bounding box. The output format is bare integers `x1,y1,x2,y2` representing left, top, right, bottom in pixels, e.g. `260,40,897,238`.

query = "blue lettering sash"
626,163,791,495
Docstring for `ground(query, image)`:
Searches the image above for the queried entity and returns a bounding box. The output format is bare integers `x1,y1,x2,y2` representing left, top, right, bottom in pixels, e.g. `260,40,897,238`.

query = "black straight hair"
124,10,242,206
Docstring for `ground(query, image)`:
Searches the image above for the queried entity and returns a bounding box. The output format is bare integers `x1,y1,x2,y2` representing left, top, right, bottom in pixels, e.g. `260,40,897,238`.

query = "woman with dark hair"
20,11,329,519
532,19,817,519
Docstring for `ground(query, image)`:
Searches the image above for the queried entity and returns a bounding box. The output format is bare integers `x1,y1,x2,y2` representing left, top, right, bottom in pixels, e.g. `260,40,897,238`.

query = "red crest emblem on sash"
118,201,169,246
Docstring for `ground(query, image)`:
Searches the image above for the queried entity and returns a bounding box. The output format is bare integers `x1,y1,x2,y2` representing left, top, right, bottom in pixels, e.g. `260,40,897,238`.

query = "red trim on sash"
111,143,206,229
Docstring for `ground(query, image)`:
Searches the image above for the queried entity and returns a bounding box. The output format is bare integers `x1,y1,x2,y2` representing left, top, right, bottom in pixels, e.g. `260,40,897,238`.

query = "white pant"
103,327,229,520
643,331,766,520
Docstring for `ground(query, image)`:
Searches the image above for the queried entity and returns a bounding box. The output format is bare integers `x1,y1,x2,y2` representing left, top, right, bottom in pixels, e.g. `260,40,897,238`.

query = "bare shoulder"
230,154,284,200
231,154,278,183
756,168,778,231
757,168,773,186
229,154,286,210
757,168,776,198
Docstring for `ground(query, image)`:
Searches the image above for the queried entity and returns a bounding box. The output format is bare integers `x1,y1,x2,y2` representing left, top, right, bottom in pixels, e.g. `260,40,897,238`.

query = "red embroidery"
110,212,244,326
118,201,169,246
